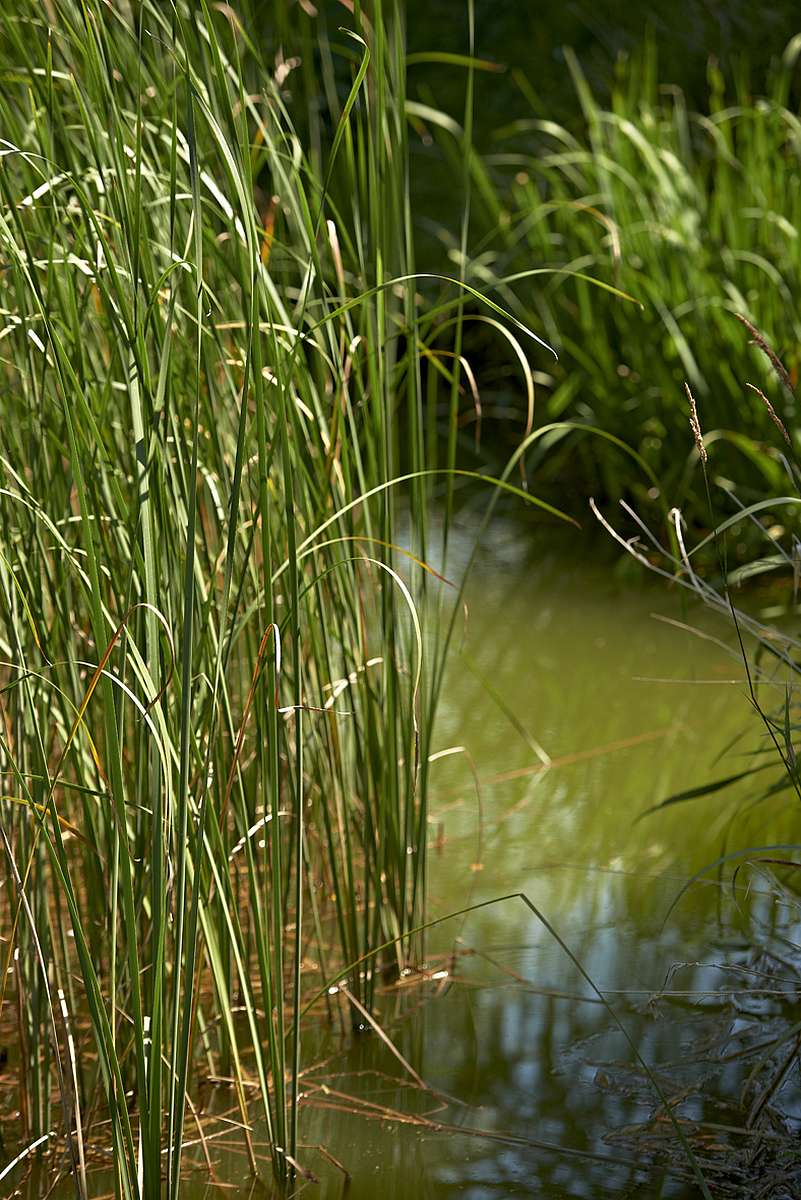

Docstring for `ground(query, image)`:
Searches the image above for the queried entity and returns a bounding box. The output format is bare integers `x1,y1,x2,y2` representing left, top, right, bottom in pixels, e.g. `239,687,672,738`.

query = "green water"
12,527,798,1198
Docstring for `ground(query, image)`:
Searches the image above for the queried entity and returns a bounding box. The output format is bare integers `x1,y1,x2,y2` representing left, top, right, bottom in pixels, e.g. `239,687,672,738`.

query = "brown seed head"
685,382,707,463
735,313,794,395
745,382,791,444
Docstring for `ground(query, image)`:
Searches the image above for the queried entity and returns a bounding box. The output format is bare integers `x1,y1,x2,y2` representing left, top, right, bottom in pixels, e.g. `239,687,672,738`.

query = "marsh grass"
411,35,801,539
0,2,580,1196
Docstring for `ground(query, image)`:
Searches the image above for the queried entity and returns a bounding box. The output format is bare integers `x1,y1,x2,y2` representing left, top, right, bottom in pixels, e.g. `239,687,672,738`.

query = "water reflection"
292,527,786,1197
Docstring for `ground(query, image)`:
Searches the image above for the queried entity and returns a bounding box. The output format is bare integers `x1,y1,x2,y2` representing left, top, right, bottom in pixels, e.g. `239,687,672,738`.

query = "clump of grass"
0,2,566,1196
414,35,801,542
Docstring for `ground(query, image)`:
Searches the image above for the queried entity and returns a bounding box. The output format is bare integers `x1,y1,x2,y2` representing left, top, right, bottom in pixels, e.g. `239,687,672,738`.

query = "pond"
13,523,798,1199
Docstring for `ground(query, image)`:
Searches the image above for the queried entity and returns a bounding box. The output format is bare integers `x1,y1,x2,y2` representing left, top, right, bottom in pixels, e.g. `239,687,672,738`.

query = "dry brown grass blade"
334,983,427,1091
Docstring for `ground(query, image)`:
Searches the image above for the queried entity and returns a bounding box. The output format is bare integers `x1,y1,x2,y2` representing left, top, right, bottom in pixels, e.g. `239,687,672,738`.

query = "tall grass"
413,35,801,541
0,2,567,1195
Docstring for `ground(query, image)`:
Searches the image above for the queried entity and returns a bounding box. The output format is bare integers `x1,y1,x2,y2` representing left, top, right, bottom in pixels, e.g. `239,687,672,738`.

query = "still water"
15,525,799,1198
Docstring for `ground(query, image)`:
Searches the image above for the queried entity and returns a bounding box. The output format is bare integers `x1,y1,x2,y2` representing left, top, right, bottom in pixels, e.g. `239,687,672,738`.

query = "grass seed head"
745,382,791,445
735,313,794,396
685,382,707,463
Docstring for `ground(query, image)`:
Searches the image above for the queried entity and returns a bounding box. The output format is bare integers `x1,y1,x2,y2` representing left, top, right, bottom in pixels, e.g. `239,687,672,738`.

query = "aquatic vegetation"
593,308,801,1190
414,36,801,543
3,2,801,1197
0,1,578,1196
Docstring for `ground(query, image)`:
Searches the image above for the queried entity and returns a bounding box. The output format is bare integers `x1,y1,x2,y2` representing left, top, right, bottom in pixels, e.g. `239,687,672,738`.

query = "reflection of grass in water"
588,309,801,1196
420,513,801,1194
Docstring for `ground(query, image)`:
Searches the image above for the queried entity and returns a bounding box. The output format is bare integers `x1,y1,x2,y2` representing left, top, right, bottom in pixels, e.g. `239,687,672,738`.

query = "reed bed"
414,37,801,540
0,2,572,1195
8,4,798,1196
